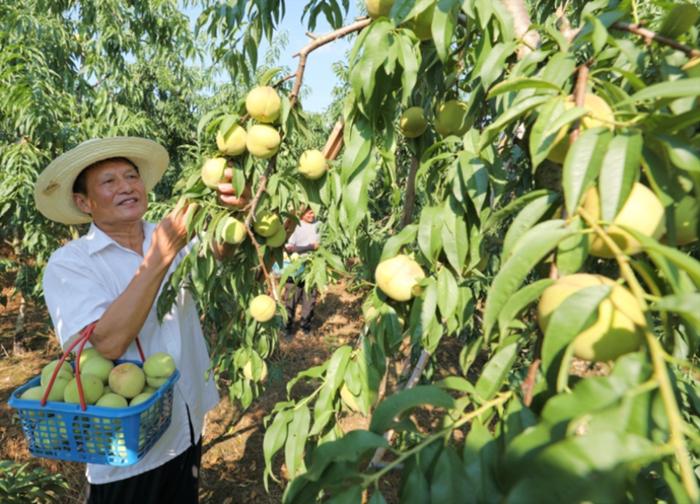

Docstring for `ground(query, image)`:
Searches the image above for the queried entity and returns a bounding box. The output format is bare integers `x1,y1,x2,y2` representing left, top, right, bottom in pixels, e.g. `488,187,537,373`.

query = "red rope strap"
40,322,145,410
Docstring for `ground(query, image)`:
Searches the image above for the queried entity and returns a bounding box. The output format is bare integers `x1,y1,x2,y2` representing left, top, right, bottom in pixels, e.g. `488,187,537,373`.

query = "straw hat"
34,137,169,225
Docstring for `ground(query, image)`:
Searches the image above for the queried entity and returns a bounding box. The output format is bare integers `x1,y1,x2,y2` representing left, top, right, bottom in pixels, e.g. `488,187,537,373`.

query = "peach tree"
167,0,700,502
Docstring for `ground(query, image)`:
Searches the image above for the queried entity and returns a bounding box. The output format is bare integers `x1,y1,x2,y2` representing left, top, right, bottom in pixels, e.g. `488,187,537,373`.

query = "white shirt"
287,220,320,251
42,221,219,484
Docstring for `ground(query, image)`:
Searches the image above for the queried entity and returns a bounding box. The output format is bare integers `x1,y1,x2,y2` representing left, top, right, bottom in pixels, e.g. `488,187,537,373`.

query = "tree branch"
369,349,431,468
570,63,590,143
612,22,700,58
289,18,372,107
501,0,540,59
400,157,419,229
244,158,278,298
521,358,540,406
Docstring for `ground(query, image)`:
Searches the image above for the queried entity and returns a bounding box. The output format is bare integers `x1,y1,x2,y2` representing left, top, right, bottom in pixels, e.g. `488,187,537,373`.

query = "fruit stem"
364,392,513,485
630,260,674,345
579,207,699,501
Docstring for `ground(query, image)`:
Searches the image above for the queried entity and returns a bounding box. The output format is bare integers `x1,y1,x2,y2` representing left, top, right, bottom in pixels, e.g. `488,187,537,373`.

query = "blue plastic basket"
8,360,179,466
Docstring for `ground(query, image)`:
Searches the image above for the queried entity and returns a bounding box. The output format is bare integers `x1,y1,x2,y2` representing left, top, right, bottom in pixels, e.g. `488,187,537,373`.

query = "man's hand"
217,168,251,209
151,204,190,263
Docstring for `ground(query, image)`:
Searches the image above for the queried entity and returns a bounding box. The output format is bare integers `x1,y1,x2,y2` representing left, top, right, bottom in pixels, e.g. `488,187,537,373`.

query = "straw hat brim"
34,137,169,225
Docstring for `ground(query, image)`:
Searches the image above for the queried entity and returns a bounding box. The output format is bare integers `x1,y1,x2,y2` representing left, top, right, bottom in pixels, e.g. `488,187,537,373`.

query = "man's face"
72,159,147,226
302,209,315,223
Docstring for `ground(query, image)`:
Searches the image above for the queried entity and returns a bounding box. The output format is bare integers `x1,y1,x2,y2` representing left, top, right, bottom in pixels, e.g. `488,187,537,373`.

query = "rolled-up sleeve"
42,247,112,350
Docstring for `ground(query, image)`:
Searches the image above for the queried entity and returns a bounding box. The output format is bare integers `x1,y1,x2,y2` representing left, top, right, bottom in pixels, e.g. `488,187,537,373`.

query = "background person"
34,137,244,504
283,207,320,338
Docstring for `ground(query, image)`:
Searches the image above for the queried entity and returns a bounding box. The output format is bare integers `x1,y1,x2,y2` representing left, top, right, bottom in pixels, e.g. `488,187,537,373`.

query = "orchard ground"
0,281,382,502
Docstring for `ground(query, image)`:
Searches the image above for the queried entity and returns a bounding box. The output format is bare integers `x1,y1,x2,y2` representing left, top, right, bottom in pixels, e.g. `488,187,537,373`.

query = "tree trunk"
12,293,27,354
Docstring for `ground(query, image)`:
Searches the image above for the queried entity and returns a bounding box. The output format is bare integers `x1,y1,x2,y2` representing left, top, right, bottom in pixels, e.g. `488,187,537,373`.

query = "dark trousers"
87,408,201,504
284,281,317,332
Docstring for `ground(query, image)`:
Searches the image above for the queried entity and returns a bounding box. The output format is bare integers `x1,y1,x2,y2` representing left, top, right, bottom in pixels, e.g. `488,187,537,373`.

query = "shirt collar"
85,221,155,255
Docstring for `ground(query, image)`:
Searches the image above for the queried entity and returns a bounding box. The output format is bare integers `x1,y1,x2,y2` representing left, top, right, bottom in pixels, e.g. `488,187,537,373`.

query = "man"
34,137,245,503
283,207,320,338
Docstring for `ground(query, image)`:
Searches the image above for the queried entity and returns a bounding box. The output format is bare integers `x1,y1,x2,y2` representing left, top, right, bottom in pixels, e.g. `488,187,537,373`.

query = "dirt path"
0,282,365,502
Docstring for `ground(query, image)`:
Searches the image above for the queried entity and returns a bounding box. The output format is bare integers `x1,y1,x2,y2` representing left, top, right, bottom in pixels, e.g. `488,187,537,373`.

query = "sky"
185,3,360,113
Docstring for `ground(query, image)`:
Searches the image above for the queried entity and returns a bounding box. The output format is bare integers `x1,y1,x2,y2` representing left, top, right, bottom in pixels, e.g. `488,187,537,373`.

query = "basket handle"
40,322,146,410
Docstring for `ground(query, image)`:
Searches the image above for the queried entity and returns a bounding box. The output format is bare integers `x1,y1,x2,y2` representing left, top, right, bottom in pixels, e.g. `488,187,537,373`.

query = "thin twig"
521,358,540,407
369,349,431,468
400,157,419,230
271,73,295,89
289,18,371,107
612,22,700,58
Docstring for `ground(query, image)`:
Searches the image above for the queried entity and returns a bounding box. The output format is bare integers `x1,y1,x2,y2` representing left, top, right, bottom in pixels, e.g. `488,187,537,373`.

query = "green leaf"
369,491,388,504
474,341,518,400
598,133,641,220
441,197,469,272
382,224,419,260
658,3,700,38
258,66,284,86
304,430,389,481
480,95,551,150
624,228,700,287
563,127,612,215
437,267,459,320
432,0,459,62
539,52,577,88
555,216,588,276
401,457,430,504
430,446,470,503
487,78,562,98
418,206,443,262
529,99,588,168
628,78,700,103
480,42,517,89
287,362,329,395
654,133,700,172
396,33,420,104
484,189,554,230
515,432,660,502
483,221,574,338
284,404,310,479
541,285,612,387
588,15,608,54
437,376,476,394
325,345,353,391
455,152,489,212
655,293,700,327
498,279,554,340
502,192,559,260
370,385,455,433
327,486,363,504
263,410,291,488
